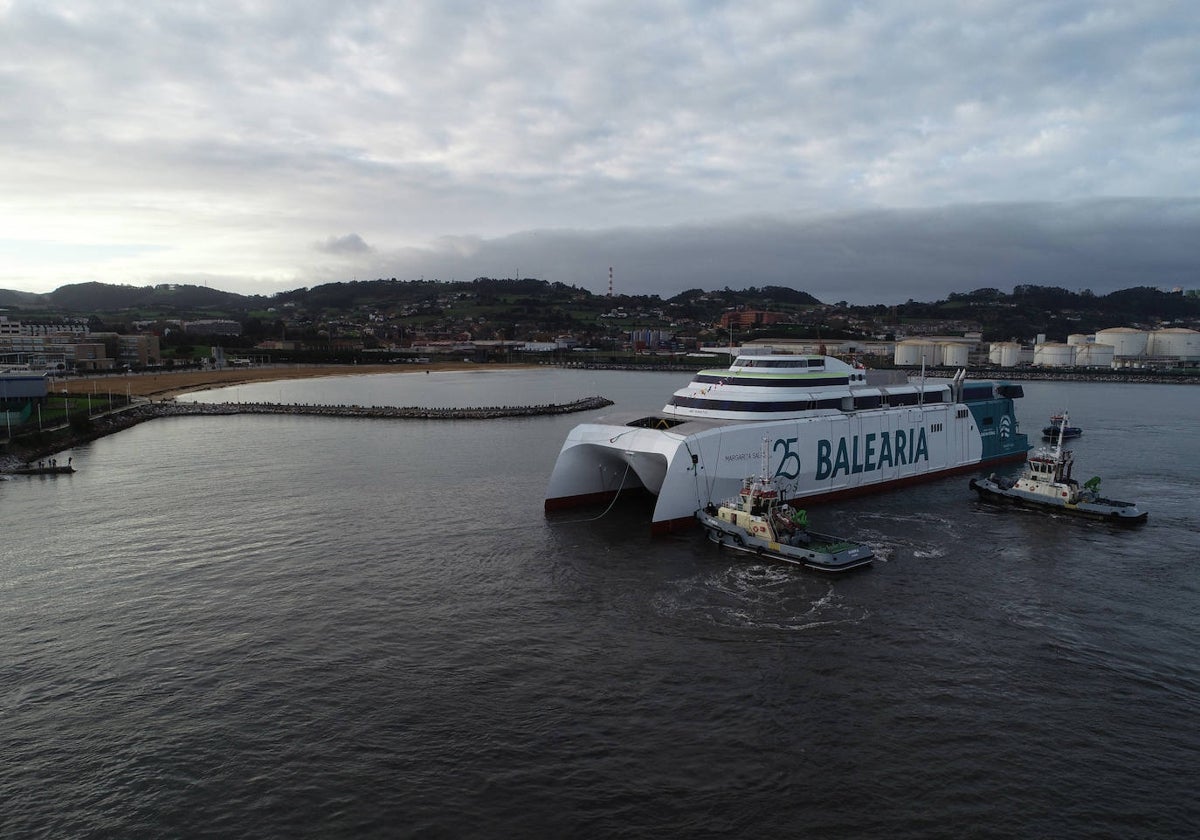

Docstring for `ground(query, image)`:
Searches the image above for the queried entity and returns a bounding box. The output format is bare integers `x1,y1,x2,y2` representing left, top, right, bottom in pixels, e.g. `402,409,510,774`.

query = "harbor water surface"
3,369,1198,838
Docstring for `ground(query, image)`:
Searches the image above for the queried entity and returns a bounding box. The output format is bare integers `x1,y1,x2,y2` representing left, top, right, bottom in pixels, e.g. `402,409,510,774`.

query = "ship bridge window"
853,394,882,410
626,416,687,430
887,391,921,407
963,384,995,401
736,358,813,369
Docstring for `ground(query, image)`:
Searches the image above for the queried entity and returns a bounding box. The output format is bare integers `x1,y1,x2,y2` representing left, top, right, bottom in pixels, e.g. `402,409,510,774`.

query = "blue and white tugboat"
696,440,874,572
970,412,1147,524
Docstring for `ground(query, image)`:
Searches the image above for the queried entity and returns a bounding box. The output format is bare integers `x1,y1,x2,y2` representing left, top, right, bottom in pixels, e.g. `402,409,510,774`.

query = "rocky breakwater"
2,397,614,469
154,395,614,419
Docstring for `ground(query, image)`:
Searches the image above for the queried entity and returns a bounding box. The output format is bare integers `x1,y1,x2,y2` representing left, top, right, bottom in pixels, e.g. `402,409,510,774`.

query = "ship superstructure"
545,349,1030,532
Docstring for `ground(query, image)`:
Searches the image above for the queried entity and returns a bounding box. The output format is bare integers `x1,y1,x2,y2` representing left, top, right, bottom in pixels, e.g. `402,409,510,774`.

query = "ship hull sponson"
545,401,1028,532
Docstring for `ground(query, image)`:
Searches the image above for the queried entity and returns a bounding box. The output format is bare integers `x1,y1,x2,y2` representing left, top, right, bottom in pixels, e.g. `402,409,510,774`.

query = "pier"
151,396,615,420
1,396,614,470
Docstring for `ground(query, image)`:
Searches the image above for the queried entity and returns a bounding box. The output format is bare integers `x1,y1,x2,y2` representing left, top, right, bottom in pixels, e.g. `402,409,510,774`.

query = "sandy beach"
56,361,519,399
1,361,545,469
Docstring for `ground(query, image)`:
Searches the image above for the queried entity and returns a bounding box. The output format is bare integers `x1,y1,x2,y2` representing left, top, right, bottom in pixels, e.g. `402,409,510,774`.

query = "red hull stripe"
544,489,624,511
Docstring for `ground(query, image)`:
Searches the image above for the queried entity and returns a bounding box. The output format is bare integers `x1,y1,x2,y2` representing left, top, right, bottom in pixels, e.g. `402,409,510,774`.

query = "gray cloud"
351,198,1200,304
317,234,372,255
0,2,1196,300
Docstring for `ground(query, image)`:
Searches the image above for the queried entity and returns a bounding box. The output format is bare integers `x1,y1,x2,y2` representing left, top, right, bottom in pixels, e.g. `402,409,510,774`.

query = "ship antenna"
1054,410,1068,456
919,354,926,406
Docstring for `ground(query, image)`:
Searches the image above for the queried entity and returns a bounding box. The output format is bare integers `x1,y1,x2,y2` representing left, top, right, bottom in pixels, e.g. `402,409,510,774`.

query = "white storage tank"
939,342,969,368
894,339,939,367
1094,327,1148,358
1148,328,1200,361
988,342,1023,367
1074,343,1115,368
1034,342,1076,367
1067,333,1092,347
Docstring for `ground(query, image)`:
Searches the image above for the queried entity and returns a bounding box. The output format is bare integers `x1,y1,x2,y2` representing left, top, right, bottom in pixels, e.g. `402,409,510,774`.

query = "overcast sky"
2,1,1198,304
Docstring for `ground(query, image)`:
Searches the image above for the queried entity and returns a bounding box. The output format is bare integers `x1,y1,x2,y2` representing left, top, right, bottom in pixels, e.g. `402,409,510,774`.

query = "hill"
0,278,1196,345
852,285,1200,340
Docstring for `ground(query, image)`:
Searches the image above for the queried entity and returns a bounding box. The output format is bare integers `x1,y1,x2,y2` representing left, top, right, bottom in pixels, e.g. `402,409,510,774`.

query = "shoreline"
2,362,537,468
53,361,1200,401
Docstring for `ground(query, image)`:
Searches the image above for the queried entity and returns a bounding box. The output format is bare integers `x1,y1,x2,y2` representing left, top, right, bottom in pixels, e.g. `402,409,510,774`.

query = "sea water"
2,370,1198,837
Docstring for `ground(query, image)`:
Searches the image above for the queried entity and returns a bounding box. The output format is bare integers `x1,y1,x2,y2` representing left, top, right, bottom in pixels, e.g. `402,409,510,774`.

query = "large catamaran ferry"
545,348,1029,533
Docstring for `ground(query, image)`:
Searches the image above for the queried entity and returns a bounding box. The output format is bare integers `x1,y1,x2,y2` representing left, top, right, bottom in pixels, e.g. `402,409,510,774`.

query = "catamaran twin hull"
545,397,1029,533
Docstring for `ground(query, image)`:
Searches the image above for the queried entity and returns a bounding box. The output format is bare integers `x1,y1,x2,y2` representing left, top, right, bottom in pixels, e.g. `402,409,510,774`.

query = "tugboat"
695,440,874,572
970,412,1146,524
1042,412,1082,440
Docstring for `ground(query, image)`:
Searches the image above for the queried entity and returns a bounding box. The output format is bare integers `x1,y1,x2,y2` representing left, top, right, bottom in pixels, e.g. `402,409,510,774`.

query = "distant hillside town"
1,279,1198,374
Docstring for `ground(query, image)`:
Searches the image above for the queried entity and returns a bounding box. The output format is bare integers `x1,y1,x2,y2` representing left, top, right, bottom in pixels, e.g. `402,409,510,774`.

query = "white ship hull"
546,401,1027,532
546,351,1028,532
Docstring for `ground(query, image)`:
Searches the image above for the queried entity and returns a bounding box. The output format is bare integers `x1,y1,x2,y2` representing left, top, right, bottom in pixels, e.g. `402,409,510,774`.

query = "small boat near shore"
1042,412,1082,440
695,441,874,572
8,463,75,476
970,412,1146,524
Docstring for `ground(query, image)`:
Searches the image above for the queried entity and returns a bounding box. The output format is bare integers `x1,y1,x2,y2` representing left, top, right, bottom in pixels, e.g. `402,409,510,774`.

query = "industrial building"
882,326,1200,370
988,327,1200,369
0,370,48,432
893,336,976,368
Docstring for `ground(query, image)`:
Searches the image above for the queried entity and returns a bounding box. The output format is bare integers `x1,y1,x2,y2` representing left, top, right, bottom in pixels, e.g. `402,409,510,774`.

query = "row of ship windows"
670,392,948,412
701,377,1002,402
694,377,849,389
848,391,947,408
734,358,823,369
672,391,1008,414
